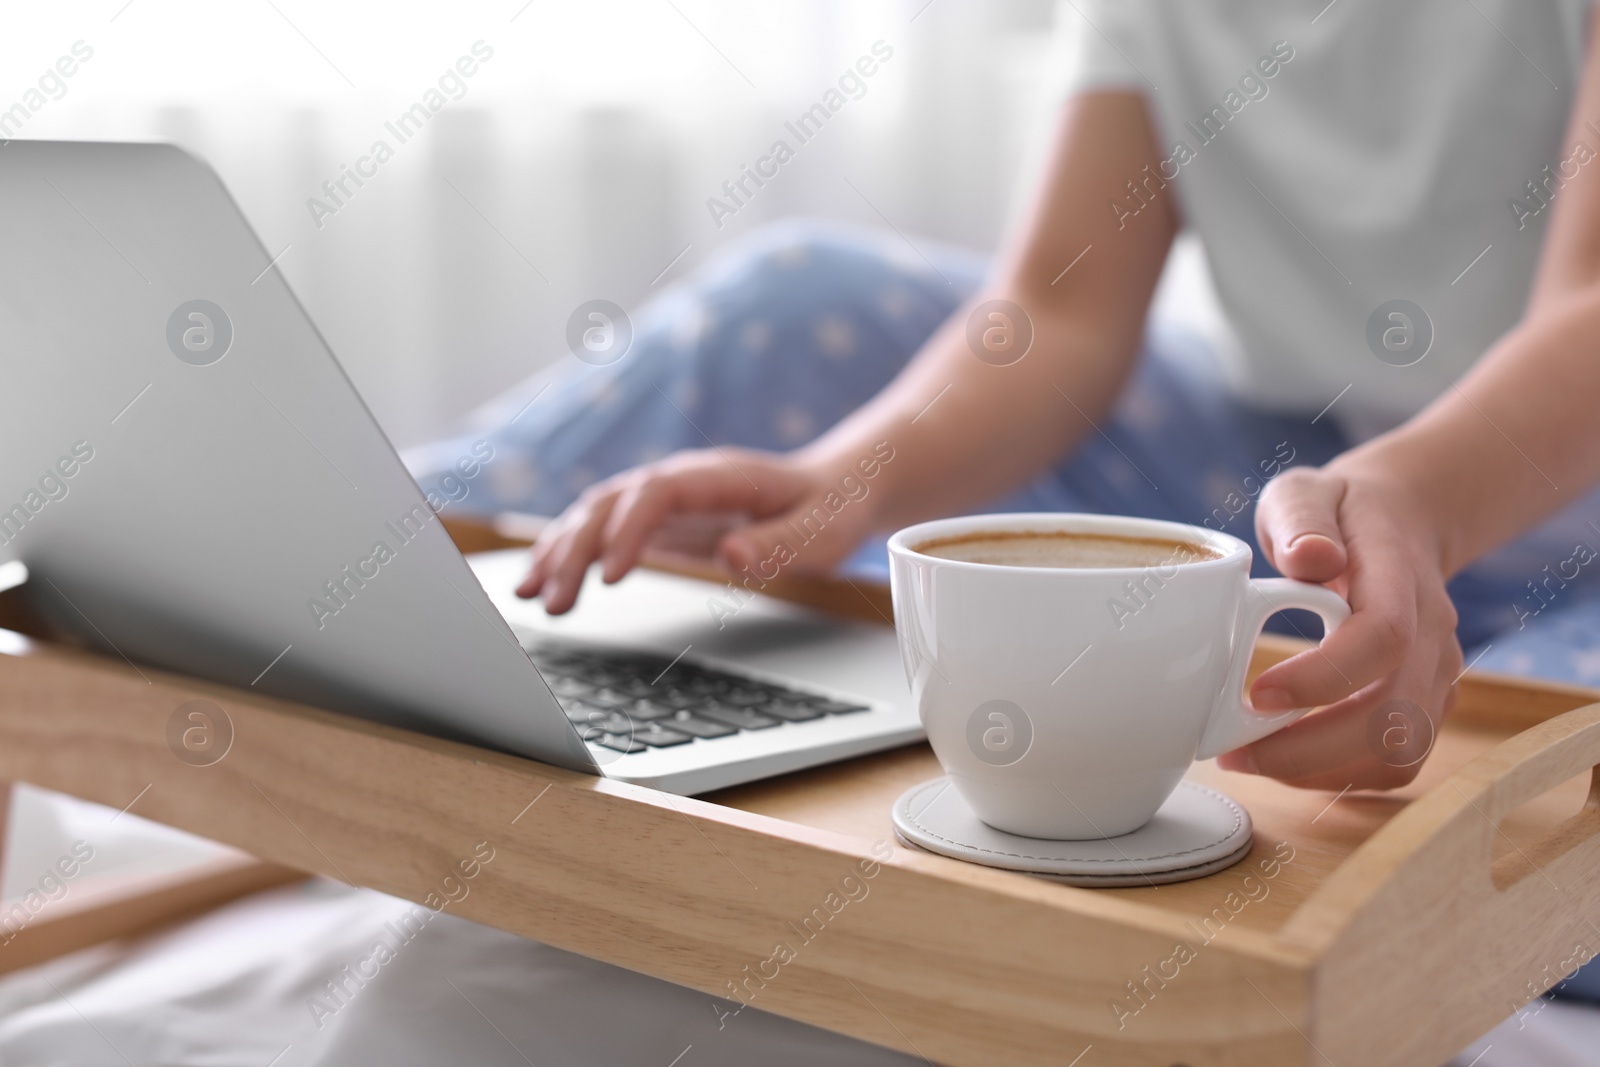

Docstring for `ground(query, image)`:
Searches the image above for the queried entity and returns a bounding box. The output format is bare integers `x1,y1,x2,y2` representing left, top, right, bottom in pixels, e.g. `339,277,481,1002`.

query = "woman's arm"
522,91,1178,612
1232,15,1600,789
792,90,1177,528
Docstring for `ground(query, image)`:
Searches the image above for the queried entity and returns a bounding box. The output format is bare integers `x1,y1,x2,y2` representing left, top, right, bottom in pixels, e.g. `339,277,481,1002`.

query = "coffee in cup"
915,529,1223,569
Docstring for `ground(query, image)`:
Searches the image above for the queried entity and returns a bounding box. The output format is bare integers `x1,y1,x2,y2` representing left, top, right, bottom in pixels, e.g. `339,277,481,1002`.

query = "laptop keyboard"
523,637,872,754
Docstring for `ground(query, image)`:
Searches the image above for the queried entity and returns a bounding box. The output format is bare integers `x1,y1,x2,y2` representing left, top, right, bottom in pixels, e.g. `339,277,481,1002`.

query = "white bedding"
0,881,925,1066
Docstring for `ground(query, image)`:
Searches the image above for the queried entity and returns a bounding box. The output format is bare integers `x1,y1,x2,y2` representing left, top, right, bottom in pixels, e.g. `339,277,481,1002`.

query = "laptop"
0,141,920,795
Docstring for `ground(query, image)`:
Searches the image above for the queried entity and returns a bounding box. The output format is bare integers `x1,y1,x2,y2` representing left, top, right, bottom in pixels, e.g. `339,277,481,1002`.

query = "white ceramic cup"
887,513,1349,839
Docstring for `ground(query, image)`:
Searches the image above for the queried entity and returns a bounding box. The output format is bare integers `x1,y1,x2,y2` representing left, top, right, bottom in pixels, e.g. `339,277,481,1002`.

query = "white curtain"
7,0,1061,448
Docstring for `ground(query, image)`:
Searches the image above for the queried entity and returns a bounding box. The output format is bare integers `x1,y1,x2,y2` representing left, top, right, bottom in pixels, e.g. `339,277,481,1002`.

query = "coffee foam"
914,529,1221,569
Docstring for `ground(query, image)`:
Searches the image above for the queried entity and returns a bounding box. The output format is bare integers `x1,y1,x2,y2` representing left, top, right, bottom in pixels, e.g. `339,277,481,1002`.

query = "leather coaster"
892,776,1253,887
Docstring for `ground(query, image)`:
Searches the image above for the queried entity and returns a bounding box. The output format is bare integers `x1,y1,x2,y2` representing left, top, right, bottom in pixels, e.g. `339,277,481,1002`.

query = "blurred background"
0,0,1092,905
3,0,1066,450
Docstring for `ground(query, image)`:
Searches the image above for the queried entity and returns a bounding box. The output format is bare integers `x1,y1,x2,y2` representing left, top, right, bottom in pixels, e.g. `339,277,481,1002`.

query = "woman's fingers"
1220,626,1455,789
542,489,622,613
598,477,676,582
1250,601,1411,711
517,516,573,598
516,486,615,605
1250,524,1416,711
1224,674,1440,791
1255,467,1349,582
517,448,827,613
1225,514,1462,788
599,459,788,582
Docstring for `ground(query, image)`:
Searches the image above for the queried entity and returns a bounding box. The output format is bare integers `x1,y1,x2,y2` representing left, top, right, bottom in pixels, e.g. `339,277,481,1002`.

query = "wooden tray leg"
0,778,306,976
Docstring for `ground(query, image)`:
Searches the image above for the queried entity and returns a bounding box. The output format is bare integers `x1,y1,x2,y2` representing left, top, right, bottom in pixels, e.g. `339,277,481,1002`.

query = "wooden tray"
0,522,1597,1066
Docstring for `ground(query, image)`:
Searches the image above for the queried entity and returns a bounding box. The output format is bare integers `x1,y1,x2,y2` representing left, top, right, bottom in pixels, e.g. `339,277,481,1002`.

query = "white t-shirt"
1055,0,1593,438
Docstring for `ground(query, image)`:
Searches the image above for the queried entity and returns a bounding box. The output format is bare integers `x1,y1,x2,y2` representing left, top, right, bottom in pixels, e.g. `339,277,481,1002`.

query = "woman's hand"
516,447,882,614
1217,460,1462,790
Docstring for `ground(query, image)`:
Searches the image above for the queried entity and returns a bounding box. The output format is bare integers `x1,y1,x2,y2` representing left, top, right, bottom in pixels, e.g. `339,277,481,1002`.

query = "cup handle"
1194,577,1351,761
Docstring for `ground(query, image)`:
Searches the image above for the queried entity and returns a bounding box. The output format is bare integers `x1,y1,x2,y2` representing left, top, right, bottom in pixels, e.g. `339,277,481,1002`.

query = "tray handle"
1289,703,1600,940
1477,709,1600,890
1283,703,1600,1065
